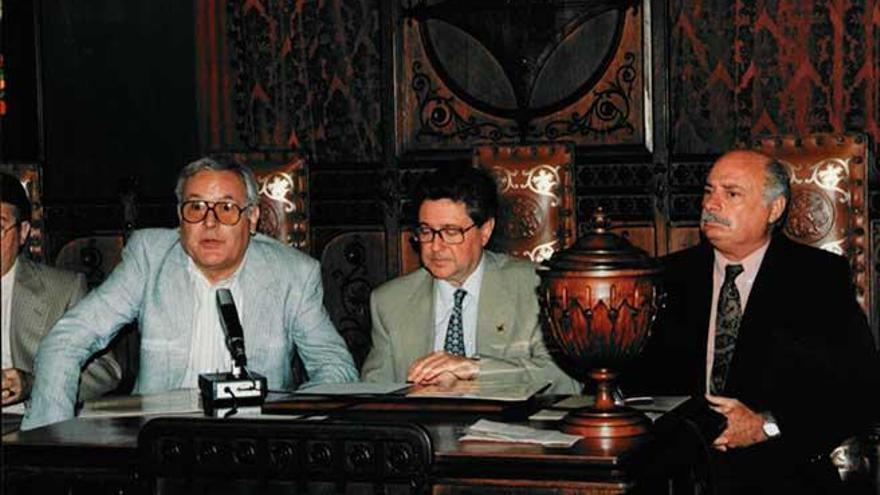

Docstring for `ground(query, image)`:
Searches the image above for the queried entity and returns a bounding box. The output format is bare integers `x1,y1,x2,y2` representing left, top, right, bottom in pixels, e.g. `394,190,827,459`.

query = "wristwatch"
761,412,781,439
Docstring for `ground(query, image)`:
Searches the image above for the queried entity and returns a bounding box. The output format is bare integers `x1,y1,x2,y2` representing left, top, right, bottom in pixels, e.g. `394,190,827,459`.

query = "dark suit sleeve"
769,256,880,455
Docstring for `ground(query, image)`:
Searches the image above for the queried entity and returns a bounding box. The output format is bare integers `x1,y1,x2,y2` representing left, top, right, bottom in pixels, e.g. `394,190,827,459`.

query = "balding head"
700,150,788,260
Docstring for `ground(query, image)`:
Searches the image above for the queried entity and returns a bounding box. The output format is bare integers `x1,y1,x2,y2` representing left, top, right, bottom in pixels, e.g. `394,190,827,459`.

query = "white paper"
461,419,582,448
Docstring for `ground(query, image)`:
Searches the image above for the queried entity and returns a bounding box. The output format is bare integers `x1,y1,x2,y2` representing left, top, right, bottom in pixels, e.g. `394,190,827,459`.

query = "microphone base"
198,371,268,416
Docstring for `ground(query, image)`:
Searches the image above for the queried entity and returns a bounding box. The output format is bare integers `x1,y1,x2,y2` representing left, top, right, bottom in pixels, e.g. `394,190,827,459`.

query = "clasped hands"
2,367,33,406
407,351,480,387
706,394,770,451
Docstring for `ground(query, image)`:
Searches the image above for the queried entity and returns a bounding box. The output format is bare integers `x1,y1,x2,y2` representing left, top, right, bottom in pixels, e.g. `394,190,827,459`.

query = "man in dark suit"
628,150,879,493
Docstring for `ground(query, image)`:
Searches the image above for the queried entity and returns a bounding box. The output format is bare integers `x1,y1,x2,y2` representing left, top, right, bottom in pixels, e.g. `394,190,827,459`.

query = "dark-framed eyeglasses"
0,222,19,239
412,224,476,245
179,200,252,226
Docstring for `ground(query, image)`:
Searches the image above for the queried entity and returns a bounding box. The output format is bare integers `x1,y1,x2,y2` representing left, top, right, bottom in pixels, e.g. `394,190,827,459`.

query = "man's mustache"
701,211,732,227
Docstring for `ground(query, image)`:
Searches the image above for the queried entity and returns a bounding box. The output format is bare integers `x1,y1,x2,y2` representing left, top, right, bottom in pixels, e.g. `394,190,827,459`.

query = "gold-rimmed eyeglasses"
412,224,476,245
179,200,252,226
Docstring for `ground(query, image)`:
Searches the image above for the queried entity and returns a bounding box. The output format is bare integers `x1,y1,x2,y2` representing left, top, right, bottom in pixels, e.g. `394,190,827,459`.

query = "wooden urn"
538,210,662,448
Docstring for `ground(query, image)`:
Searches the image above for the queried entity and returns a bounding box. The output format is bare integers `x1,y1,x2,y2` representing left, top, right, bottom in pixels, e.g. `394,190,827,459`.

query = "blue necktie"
444,289,467,356
711,264,744,394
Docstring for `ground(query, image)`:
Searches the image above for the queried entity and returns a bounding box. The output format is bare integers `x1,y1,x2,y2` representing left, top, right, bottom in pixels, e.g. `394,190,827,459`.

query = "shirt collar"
187,249,249,289
713,239,771,284
1,258,19,287
435,252,486,300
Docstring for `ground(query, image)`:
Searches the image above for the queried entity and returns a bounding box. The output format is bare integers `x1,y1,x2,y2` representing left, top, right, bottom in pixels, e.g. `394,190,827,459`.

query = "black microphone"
216,288,247,374
199,289,267,417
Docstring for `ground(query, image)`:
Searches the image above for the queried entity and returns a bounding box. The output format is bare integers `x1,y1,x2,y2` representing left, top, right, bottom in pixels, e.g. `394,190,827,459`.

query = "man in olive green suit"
1,173,121,410
361,165,577,393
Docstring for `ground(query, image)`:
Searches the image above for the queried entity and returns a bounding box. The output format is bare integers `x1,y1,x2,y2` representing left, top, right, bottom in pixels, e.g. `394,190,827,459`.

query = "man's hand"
706,394,766,451
2,368,33,406
407,351,480,385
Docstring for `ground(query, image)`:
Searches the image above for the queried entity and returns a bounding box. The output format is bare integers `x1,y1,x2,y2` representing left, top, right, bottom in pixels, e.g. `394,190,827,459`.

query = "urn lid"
542,209,661,273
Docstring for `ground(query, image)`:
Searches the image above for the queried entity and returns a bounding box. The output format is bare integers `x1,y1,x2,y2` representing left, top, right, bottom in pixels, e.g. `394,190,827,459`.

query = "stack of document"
460,419,582,448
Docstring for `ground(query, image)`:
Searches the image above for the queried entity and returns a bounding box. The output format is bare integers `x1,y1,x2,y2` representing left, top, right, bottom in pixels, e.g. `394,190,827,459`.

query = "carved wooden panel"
474,144,576,262
394,0,650,155
139,418,433,493
319,231,387,369
668,225,701,254
610,224,656,257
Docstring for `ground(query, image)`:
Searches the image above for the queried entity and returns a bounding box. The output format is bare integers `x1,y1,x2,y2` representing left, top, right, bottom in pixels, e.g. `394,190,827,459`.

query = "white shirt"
705,241,770,390
179,256,247,388
432,255,486,357
2,260,25,414
2,259,19,370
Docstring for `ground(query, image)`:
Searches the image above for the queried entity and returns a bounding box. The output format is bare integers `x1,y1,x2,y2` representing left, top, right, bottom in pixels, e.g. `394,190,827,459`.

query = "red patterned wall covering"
194,0,383,163
671,0,880,167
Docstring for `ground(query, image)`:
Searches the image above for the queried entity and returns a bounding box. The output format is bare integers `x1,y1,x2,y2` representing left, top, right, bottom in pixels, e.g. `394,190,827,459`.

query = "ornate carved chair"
474,144,578,263
229,151,310,251
749,133,872,322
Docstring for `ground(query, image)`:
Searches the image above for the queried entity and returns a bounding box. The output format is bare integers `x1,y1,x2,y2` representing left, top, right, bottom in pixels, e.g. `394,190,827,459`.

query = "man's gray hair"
175,156,260,205
763,158,791,228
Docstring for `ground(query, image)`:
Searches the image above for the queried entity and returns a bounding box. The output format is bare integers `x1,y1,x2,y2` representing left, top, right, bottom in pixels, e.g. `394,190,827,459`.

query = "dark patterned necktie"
443,289,467,356
711,264,744,394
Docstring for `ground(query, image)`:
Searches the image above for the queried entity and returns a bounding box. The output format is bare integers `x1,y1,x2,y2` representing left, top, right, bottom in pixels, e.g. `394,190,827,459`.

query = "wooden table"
1,396,682,494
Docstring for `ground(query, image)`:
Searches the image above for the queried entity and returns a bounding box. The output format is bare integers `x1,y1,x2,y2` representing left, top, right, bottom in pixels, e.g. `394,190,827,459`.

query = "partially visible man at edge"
22,157,357,430
1,173,121,413
625,150,879,493
362,164,578,393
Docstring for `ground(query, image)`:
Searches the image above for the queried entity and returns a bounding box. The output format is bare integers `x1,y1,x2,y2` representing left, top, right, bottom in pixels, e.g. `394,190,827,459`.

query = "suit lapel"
238,244,275,345
151,243,198,390
396,271,434,370
475,252,513,353
726,236,782,393
685,244,714,393
10,260,50,369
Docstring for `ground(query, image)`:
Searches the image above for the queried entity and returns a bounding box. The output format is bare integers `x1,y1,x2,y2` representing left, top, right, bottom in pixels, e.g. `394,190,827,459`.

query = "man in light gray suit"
23,157,357,430
362,165,577,393
1,173,121,411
